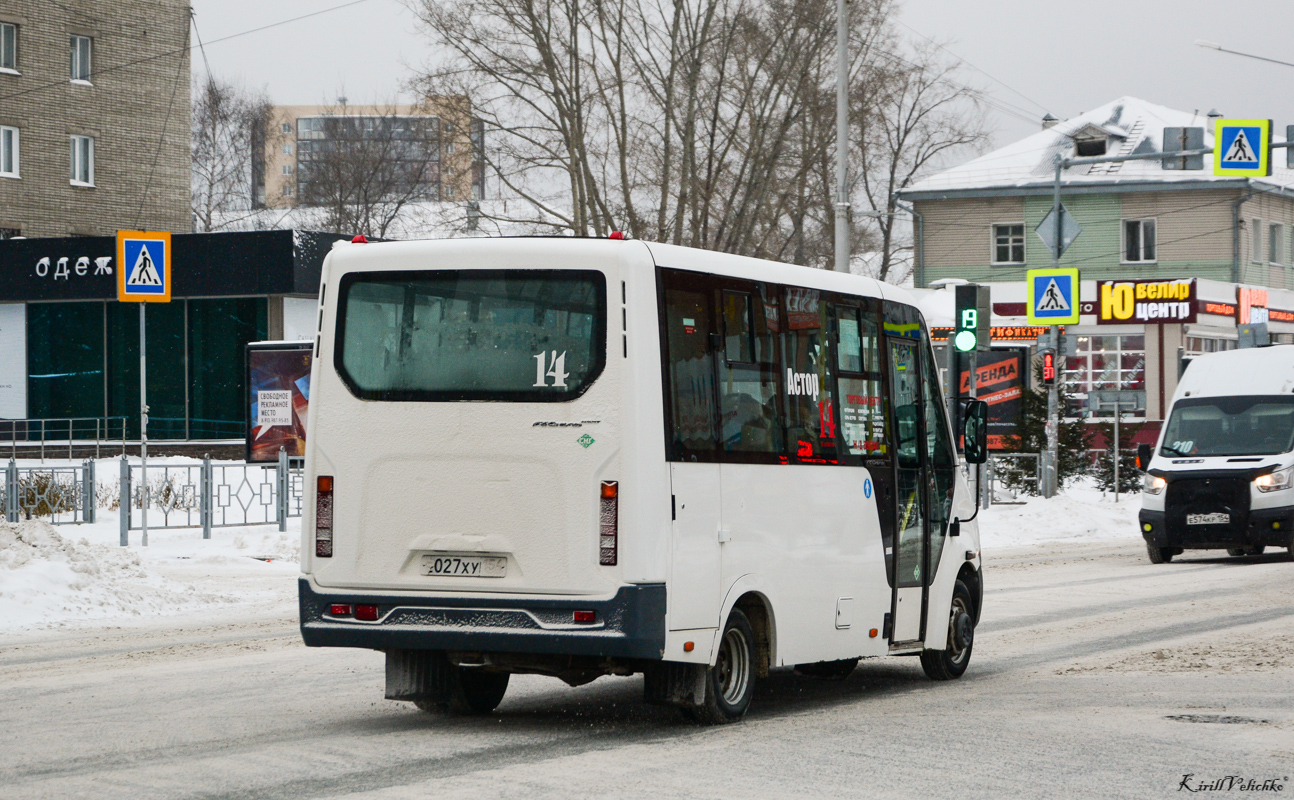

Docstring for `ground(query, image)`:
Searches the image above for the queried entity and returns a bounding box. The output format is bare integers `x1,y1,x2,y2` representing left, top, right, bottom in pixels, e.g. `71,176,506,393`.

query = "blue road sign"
1027,267,1079,326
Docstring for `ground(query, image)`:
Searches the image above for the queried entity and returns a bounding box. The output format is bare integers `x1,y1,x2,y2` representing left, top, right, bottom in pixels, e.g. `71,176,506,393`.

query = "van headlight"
1143,473,1166,495
1254,466,1294,493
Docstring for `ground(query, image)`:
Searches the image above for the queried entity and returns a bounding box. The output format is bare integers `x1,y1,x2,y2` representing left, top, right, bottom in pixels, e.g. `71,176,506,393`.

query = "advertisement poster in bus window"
839,377,887,455
247,343,312,462
958,349,1024,449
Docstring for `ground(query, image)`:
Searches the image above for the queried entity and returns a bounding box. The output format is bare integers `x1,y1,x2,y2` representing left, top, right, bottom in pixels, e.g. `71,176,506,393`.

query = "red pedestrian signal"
1042,351,1056,385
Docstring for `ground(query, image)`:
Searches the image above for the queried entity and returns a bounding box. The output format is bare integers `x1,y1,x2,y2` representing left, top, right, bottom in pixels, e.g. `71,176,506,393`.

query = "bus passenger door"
887,338,926,644
669,464,722,631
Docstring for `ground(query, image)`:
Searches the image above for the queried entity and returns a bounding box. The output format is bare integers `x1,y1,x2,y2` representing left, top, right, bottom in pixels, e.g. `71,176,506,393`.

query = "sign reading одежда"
1097,278,1196,325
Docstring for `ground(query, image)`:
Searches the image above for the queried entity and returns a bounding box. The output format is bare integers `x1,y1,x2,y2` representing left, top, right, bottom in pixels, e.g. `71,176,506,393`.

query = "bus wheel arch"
732,592,775,679
957,562,983,625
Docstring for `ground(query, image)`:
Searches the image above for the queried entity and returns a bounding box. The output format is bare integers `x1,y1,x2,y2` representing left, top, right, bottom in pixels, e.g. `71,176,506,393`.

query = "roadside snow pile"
978,478,1141,548
0,521,237,631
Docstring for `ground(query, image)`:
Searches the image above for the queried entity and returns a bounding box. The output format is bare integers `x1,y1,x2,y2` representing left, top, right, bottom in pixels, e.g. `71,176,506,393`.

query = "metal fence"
119,449,304,543
0,417,129,461
987,453,1042,504
2,459,96,525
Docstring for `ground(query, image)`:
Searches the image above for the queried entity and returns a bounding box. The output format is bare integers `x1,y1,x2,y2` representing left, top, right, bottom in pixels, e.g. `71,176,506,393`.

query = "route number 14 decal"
534,350,570,388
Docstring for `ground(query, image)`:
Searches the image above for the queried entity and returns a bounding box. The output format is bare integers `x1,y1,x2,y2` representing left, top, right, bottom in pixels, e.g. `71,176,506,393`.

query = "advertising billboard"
960,349,1025,450
1097,279,1196,325
246,341,312,463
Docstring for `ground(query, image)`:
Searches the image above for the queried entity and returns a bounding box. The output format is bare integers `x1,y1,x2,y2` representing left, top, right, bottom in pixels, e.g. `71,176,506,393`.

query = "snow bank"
0,520,242,632
978,478,1141,548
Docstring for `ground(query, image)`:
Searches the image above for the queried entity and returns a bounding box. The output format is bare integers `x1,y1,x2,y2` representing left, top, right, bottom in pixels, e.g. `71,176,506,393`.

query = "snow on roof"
902,96,1294,197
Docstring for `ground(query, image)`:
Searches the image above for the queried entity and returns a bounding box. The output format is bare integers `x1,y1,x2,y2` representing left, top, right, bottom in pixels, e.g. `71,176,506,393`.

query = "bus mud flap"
643,661,707,707
385,649,454,703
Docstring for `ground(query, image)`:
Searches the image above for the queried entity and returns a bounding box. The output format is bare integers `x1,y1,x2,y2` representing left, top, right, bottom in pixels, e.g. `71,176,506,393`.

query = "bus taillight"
316,476,334,558
599,481,618,566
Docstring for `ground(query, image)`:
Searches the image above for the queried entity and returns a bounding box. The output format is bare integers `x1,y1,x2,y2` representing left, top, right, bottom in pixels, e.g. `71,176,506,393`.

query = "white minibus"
299,236,986,723
1140,345,1294,563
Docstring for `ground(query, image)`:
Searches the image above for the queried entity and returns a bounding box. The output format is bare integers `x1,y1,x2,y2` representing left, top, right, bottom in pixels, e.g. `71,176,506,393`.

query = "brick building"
0,1,192,239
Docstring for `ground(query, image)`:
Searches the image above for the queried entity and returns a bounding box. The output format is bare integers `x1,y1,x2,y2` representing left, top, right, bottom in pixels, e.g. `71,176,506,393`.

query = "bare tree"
853,41,988,283
191,77,272,232
294,100,450,238
408,0,985,278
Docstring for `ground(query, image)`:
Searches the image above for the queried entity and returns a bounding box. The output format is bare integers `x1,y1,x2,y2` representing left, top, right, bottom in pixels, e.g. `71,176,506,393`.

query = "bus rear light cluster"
316,476,334,558
599,481,618,566
355,605,379,621
573,610,596,623
329,604,352,616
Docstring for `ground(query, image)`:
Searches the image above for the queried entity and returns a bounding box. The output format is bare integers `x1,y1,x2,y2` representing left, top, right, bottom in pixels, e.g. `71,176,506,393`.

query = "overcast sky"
190,0,1294,154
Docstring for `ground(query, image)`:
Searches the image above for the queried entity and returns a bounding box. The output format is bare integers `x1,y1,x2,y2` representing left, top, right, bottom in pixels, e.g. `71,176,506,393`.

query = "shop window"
1185,336,1236,357
1063,335,1146,408
992,224,1025,264
107,302,186,439
27,302,105,421
188,298,268,439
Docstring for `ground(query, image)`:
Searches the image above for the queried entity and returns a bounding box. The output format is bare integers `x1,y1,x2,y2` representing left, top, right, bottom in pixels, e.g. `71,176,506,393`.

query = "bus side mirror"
1137,443,1152,471
963,400,989,465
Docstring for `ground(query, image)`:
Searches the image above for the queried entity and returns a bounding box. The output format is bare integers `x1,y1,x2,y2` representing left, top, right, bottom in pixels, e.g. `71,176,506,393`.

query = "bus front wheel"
920,579,975,681
688,608,756,725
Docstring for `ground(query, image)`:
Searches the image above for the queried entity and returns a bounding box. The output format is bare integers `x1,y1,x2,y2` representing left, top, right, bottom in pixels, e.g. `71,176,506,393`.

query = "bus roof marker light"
351,235,367,243
609,231,627,240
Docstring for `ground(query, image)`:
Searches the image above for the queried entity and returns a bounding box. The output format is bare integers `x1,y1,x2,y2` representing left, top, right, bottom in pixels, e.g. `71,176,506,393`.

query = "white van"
1140,345,1294,563
298,236,987,722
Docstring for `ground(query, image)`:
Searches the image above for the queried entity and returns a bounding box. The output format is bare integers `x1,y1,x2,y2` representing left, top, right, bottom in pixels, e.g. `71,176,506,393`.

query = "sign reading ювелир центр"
1097,278,1196,325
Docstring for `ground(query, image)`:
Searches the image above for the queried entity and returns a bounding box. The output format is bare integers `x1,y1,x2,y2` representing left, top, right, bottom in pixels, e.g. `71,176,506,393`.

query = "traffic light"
1042,351,1057,385
954,284,991,353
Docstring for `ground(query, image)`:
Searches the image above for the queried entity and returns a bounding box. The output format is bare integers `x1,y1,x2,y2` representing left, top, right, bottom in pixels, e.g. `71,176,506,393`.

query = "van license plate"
421,555,507,577
1186,513,1230,525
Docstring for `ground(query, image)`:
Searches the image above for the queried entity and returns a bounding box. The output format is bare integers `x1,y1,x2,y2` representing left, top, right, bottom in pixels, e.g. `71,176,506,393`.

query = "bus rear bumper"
299,578,667,660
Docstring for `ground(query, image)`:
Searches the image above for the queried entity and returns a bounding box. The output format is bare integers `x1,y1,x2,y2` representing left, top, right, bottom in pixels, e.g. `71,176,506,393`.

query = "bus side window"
835,305,887,459
783,287,838,463
663,280,719,458
718,289,782,454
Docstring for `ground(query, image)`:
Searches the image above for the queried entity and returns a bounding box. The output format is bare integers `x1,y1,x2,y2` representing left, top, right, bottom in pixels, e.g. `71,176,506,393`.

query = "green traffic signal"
954,330,978,352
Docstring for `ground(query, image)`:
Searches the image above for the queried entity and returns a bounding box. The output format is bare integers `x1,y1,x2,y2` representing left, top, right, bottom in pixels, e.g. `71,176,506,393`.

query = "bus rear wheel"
415,666,510,715
688,609,756,725
920,579,974,681
1226,546,1264,557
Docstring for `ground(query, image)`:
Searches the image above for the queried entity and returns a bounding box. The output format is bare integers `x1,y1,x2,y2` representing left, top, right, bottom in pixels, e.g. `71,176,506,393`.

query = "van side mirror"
963,399,989,465
1137,443,1153,471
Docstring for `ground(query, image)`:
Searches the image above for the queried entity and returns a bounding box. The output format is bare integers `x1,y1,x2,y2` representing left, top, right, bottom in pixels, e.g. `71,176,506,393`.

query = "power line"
894,18,1051,116
134,12,192,229
0,0,375,102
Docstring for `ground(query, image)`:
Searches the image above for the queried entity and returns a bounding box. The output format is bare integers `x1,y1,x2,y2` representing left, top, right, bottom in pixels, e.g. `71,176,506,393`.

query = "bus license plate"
421,555,507,578
1186,513,1229,525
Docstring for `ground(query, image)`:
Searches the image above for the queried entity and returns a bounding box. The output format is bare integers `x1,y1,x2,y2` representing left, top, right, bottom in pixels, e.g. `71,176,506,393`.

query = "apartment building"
252,100,483,210
0,0,192,238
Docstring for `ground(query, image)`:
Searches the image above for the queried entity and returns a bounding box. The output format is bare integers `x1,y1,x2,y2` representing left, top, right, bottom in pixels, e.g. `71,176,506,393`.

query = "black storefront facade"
0,230,336,443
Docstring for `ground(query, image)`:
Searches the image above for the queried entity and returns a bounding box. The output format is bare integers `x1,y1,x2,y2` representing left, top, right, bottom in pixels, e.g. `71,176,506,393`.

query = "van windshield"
335,269,606,401
1160,395,1294,457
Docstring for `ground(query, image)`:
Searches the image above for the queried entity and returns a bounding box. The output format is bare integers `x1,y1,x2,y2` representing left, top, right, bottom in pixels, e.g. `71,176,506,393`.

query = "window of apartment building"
282,184,293,197
992,223,1025,264
281,123,292,134
1,22,17,72
70,135,94,185
281,164,293,175
282,143,293,155
1123,219,1156,263
0,126,17,178
70,35,92,82
1270,223,1285,266
1251,218,1263,262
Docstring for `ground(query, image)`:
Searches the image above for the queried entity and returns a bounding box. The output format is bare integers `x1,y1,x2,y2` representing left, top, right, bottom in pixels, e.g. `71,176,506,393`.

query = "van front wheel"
688,609,756,725
920,579,975,681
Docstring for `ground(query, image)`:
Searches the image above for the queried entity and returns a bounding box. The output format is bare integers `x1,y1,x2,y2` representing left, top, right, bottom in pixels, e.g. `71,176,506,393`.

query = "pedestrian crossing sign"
1027,267,1079,325
116,230,171,302
1213,119,1272,177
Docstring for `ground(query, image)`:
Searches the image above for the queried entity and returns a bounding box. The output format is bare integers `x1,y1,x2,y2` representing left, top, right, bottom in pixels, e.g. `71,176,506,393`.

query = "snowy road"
2,539,1292,799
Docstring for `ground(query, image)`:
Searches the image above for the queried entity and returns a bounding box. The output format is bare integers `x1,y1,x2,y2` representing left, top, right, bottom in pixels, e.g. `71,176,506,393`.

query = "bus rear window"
335,269,606,401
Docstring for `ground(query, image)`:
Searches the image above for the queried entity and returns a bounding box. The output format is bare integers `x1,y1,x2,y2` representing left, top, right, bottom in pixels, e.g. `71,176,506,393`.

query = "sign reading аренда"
1098,278,1196,325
